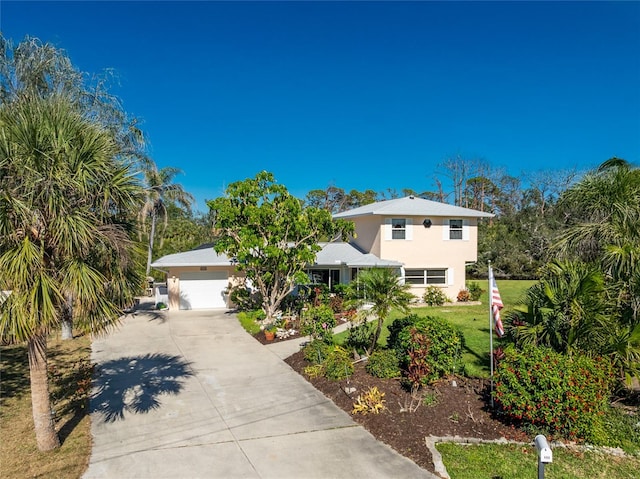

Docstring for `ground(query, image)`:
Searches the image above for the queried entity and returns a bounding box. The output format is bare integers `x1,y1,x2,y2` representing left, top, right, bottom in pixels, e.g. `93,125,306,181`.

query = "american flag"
489,266,504,337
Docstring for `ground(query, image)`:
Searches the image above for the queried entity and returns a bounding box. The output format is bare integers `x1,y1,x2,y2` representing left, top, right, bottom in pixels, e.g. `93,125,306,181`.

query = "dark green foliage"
303,340,331,365
301,305,336,343
323,346,354,380
392,315,463,385
422,286,448,306
494,345,613,443
346,320,375,355
366,350,401,378
229,287,262,312
467,282,483,301
387,315,419,353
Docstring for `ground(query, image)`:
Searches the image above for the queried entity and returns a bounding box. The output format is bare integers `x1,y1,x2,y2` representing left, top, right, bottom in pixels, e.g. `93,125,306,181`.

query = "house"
333,195,493,298
150,195,492,310
149,242,401,310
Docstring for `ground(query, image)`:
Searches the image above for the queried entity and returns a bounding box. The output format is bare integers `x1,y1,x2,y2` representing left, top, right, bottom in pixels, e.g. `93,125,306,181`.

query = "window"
392,218,406,239
306,269,341,291
404,269,447,285
449,219,463,240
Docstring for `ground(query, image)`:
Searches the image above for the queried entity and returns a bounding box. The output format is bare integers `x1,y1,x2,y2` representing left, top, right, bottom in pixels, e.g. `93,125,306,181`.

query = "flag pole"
488,260,494,409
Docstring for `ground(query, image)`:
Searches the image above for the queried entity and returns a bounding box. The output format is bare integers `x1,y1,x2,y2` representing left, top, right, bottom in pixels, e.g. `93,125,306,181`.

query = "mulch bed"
284,350,530,474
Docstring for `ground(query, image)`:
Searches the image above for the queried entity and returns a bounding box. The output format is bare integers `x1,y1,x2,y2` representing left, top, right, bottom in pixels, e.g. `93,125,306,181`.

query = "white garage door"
179,271,228,310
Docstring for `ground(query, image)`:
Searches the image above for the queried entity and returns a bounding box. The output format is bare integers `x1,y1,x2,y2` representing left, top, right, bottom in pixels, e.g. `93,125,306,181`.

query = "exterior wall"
164,266,243,310
350,216,382,257
350,215,480,300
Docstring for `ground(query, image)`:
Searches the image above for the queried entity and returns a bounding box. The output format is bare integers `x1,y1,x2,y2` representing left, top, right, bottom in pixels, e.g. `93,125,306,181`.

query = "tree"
1,35,150,341
140,166,194,275
347,268,413,354
208,172,354,322
0,94,143,450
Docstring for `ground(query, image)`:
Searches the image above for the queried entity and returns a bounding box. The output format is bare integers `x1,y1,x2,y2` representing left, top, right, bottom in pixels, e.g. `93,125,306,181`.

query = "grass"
0,334,93,479
436,442,640,479
335,279,536,377
236,310,264,335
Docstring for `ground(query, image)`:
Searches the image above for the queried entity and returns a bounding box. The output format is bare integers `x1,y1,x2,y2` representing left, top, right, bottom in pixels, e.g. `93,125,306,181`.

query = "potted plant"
264,323,277,341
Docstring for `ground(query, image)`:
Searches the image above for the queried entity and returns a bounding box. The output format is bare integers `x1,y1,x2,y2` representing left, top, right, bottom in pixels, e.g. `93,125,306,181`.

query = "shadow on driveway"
91,353,193,423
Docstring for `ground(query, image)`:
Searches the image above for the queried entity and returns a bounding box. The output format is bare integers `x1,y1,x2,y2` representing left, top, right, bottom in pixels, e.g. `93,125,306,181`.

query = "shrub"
467,281,483,301
387,315,419,353
303,364,324,379
422,286,448,306
303,339,331,365
392,315,463,386
366,350,401,378
352,386,386,415
229,286,262,311
300,305,336,342
456,289,471,302
493,345,613,443
346,319,374,355
328,294,344,313
323,346,354,380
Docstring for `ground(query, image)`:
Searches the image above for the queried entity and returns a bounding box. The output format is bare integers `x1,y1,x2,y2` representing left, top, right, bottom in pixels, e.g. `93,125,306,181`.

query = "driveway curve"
83,307,436,479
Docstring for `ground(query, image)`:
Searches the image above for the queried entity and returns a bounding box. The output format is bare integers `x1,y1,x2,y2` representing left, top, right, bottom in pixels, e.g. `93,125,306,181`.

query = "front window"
392,218,406,239
405,269,447,285
449,219,463,240
306,269,341,291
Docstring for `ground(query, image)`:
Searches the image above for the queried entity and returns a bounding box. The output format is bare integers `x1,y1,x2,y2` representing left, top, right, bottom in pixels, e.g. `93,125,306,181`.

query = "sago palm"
0,94,143,450
348,268,413,354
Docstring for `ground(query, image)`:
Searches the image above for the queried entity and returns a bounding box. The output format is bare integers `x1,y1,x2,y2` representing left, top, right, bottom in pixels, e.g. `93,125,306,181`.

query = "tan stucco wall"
350,216,382,256
164,266,244,310
351,215,480,300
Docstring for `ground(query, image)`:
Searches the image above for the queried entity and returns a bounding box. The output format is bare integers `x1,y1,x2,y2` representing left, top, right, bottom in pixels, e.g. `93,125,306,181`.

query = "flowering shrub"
422,286,448,306
301,305,336,343
391,315,463,386
493,345,613,443
366,349,401,378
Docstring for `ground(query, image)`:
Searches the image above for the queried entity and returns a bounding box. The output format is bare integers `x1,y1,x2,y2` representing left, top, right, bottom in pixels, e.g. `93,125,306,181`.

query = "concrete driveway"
83,307,436,479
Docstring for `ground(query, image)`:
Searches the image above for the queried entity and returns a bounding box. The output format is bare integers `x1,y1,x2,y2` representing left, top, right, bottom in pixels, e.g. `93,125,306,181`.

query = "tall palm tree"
0,94,143,450
348,268,413,354
140,166,194,276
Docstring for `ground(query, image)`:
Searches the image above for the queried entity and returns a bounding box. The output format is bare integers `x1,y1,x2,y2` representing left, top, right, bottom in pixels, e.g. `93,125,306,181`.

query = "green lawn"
436,442,640,479
335,279,536,377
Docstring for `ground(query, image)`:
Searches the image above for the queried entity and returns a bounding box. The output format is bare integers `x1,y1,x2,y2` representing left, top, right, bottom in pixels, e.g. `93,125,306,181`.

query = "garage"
179,271,228,310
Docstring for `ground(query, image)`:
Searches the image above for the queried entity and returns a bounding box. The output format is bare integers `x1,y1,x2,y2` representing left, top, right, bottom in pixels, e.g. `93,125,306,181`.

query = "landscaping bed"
285,350,529,474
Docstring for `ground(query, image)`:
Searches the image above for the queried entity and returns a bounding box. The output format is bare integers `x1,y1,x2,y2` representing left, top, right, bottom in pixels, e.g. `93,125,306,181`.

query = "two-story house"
333,195,493,299
150,195,492,309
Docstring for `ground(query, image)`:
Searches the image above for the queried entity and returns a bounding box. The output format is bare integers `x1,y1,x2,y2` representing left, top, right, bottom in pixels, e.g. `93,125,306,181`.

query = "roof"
314,242,402,268
150,244,233,268
333,195,494,219
150,242,401,269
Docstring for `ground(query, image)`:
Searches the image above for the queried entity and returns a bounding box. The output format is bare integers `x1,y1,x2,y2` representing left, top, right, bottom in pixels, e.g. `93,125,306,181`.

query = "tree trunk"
146,210,157,276
60,293,73,340
28,333,60,451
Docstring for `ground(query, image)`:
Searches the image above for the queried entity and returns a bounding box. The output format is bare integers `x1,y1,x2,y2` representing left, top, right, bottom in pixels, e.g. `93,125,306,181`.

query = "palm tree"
509,260,608,355
140,166,194,276
348,268,413,354
0,94,143,450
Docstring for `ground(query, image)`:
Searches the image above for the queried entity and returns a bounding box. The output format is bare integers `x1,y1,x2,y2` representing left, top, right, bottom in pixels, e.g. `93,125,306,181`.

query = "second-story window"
449,219,463,240
392,218,406,239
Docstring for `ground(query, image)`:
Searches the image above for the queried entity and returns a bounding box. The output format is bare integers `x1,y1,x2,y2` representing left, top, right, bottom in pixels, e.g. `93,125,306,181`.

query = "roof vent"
409,195,415,199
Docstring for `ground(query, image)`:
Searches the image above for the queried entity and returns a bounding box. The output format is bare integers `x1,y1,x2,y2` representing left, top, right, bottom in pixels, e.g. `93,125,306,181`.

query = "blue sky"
2,1,639,212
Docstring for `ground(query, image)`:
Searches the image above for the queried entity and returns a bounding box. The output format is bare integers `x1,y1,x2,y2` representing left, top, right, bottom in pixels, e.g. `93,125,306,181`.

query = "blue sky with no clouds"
2,1,639,212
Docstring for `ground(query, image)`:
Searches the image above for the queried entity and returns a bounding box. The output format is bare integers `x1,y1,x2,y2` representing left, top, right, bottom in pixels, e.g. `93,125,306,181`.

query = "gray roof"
314,242,402,268
333,195,494,219
150,244,233,268
151,242,400,269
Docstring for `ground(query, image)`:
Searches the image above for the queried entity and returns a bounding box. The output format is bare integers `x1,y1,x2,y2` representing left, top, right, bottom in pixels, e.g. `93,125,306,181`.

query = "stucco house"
150,195,492,310
333,195,493,299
